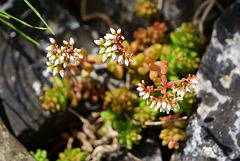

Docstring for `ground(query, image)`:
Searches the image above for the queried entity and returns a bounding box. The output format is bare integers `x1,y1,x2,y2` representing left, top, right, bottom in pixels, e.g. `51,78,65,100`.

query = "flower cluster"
94,28,133,66
45,37,84,77
137,74,198,114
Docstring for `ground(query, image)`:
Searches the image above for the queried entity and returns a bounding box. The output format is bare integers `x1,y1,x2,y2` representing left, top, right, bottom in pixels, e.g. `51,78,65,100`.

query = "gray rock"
173,1,240,160
0,117,35,161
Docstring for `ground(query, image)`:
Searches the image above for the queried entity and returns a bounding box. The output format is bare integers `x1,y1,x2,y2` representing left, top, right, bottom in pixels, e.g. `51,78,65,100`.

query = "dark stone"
0,117,35,161
173,1,240,160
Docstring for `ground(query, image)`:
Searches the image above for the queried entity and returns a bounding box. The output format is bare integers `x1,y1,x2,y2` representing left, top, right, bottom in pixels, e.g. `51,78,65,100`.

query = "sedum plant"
57,148,88,161
39,76,70,112
30,149,49,161
135,0,158,20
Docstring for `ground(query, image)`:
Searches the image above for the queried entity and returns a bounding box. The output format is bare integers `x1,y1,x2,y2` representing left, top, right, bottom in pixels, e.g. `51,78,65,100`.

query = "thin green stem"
0,17,39,46
24,0,55,35
0,13,10,19
0,10,48,30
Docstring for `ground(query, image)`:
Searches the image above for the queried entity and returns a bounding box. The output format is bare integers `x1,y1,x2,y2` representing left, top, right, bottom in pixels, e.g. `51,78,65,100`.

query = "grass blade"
0,17,39,46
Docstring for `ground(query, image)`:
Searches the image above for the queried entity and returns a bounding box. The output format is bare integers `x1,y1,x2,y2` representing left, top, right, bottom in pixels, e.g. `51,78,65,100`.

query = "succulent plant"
159,126,187,150
57,148,88,161
160,45,200,78
39,76,70,112
170,23,203,51
116,120,142,150
131,22,167,52
132,99,158,124
103,88,138,114
135,0,158,20
30,149,49,161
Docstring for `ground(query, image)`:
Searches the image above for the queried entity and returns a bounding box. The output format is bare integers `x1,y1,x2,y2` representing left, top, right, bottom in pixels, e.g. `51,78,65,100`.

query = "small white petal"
156,102,161,110
118,55,124,63
104,41,112,47
162,101,167,109
136,87,144,92
50,55,56,60
110,28,116,34
62,53,66,57
159,107,163,112
78,54,84,59
150,101,156,108
53,68,58,76
46,61,51,66
143,93,150,99
54,59,59,66
59,70,65,77
102,54,107,62
45,45,53,51
94,40,101,45
63,62,69,68
60,56,64,62
49,37,56,44
63,40,68,45
70,56,74,61
57,49,62,54
105,47,112,53
106,33,114,39
107,52,112,57
141,80,145,84
167,104,171,111
125,59,129,66
117,28,121,34
111,45,117,51
112,52,117,60
61,46,64,50
70,37,74,45
46,52,52,58
139,91,145,96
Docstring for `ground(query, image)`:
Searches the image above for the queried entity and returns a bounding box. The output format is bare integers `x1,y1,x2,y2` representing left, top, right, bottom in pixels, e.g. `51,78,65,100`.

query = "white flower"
46,52,52,58
117,28,121,34
143,92,150,99
125,59,129,66
60,56,64,62
112,52,117,60
104,41,112,47
155,101,162,111
49,37,56,44
102,54,107,62
53,67,58,76
110,28,116,34
118,55,124,63
94,40,101,45
54,59,60,66
59,70,65,78
46,45,53,51
105,47,112,53
150,101,156,108
162,101,167,109
63,62,69,68
70,37,74,46
63,40,68,45
139,91,145,96
111,45,117,51
136,87,144,92
167,104,171,111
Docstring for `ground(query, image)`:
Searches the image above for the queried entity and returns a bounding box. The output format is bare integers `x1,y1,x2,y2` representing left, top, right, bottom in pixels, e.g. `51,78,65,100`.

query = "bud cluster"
94,28,133,66
103,88,138,114
135,0,157,20
131,22,167,52
45,37,84,77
